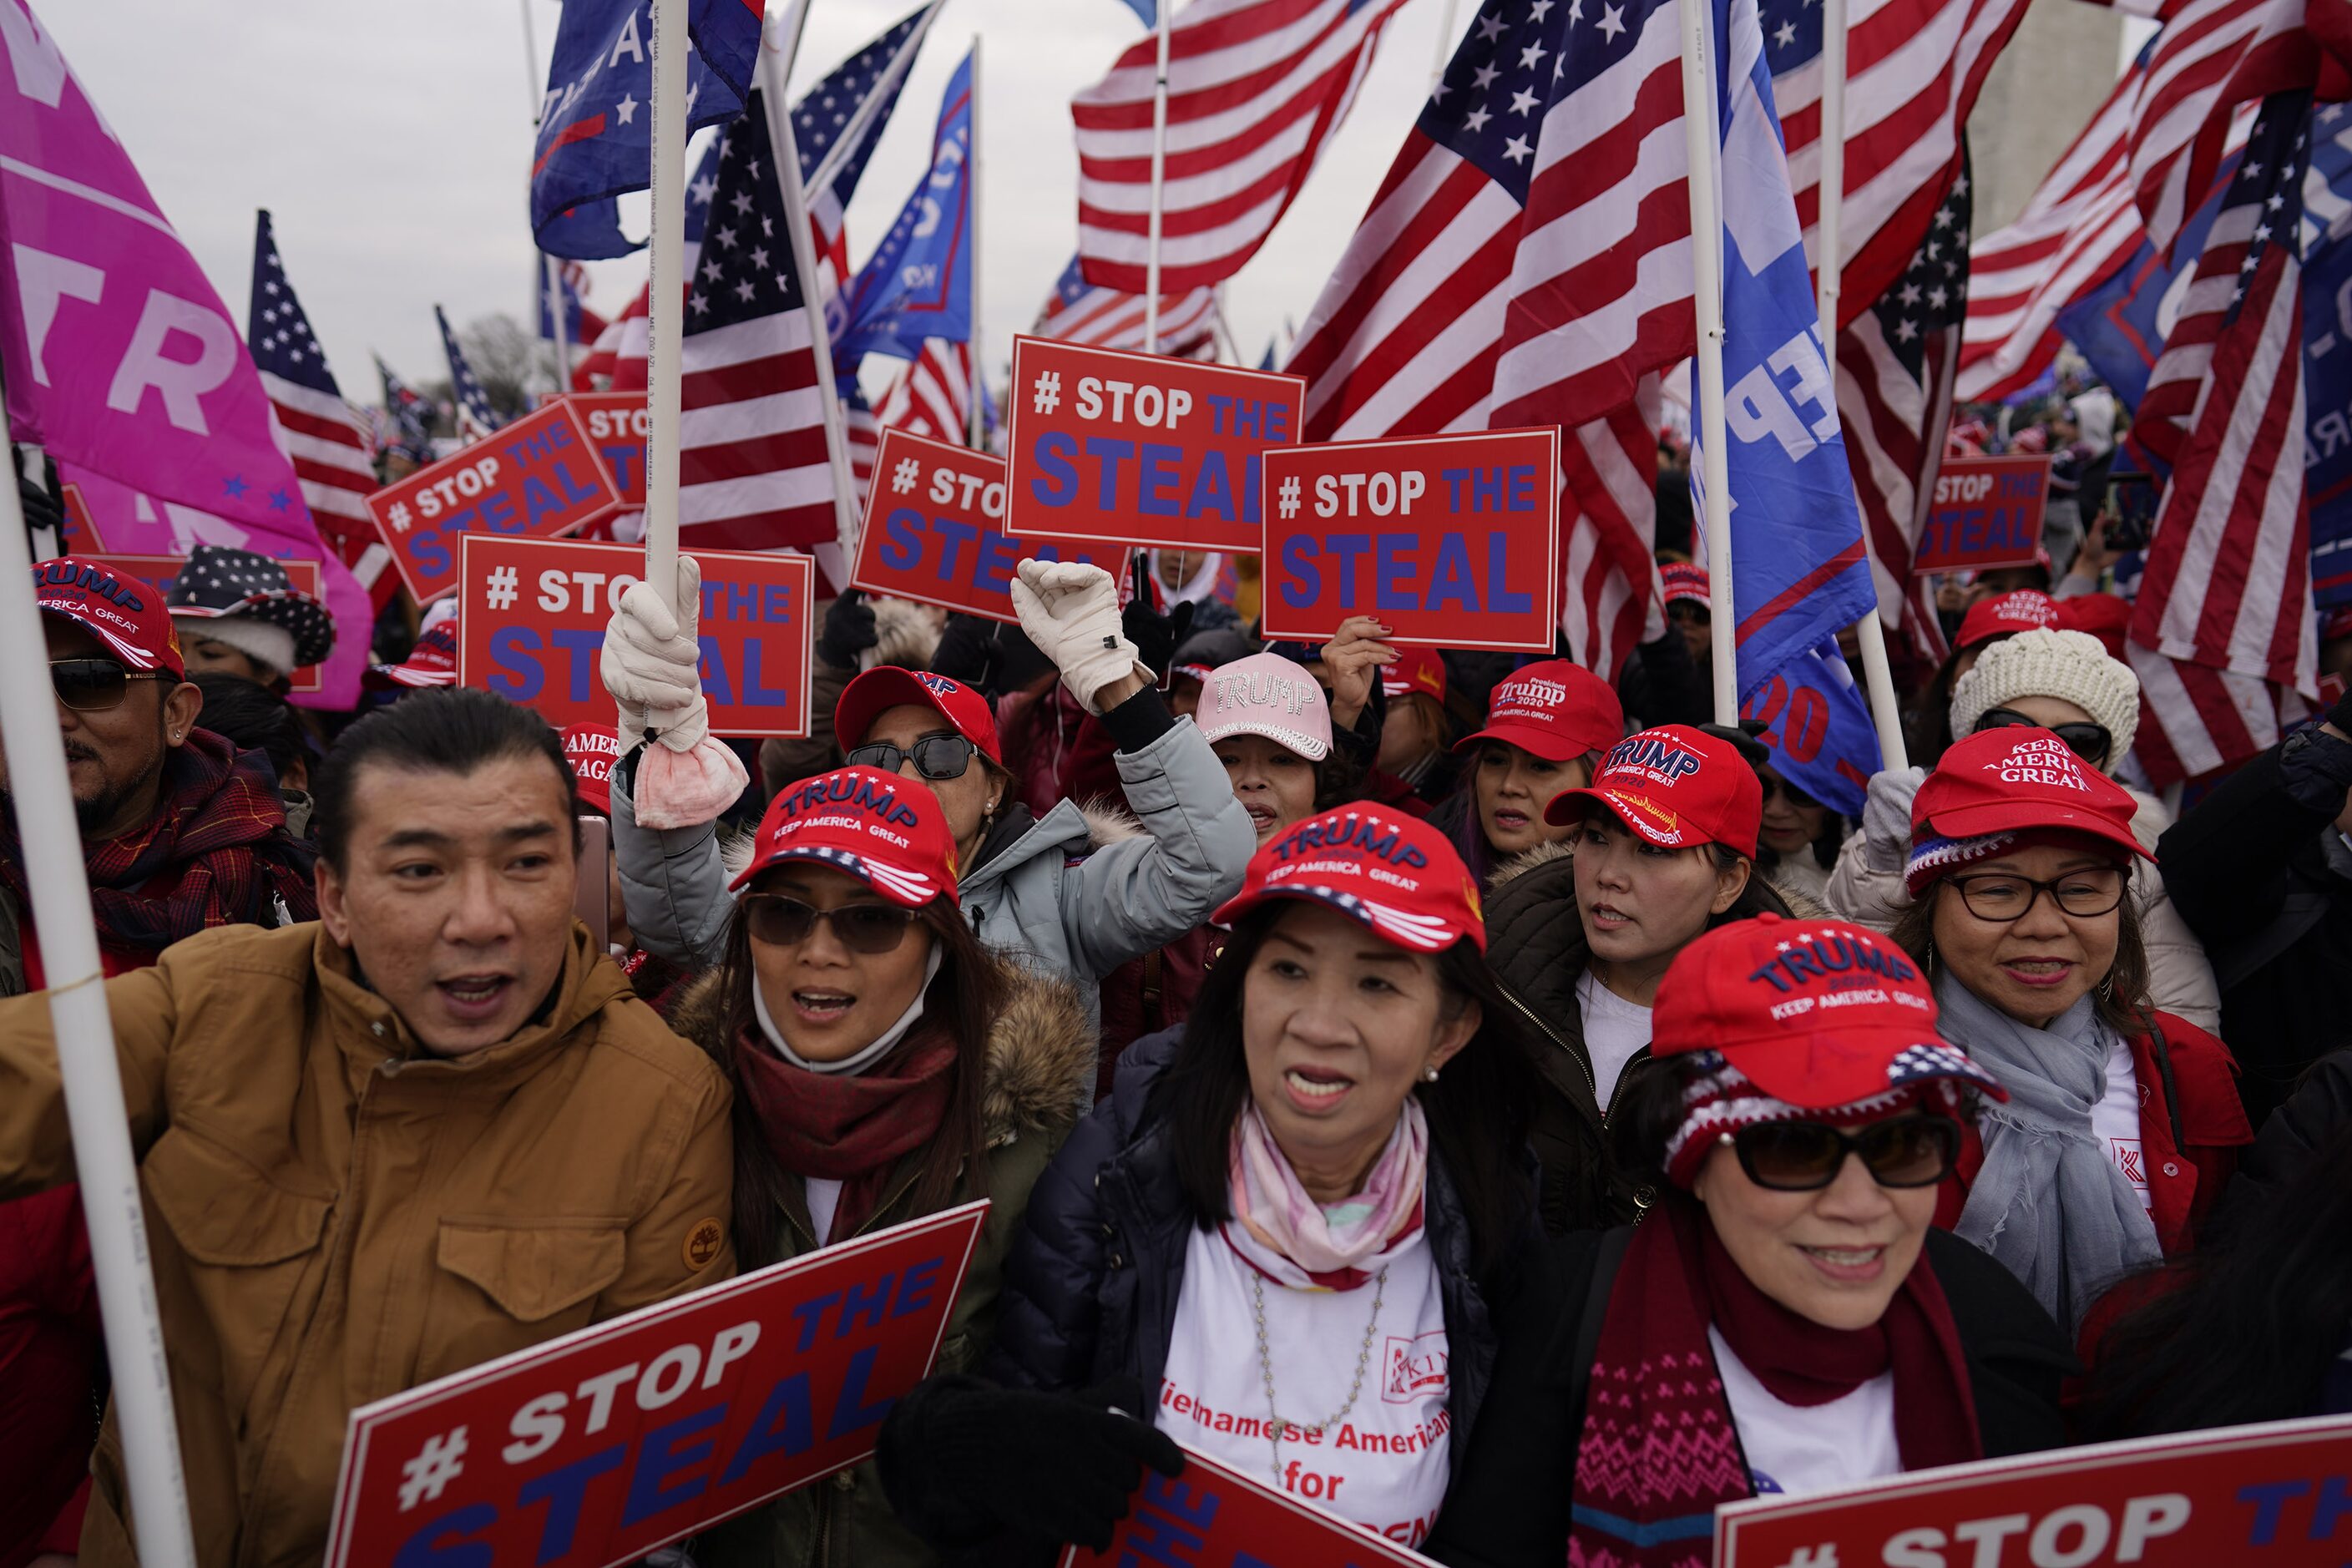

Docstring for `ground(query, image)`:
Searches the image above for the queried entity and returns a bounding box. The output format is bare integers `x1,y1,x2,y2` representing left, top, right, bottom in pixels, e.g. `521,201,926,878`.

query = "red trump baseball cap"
835,667,1003,766
33,556,184,679
1546,724,1763,859
1661,561,1711,609
1454,659,1623,764
1904,726,2152,894
1382,645,1449,705
1955,589,2060,650
1651,913,2006,1110
730,764,960,907
563,723,622,815
1214,805,1485,953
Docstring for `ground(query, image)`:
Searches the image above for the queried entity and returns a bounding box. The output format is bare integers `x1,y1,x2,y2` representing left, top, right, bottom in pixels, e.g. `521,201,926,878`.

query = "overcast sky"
43,0,1477,404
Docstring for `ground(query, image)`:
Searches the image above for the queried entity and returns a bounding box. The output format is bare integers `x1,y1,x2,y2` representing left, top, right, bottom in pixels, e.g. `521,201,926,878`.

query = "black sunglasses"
1973,707,2112,768
741,893,918,953
847,732,977,782
52,658,171,712
1726,1115,1962,1191
1759,774,1819,811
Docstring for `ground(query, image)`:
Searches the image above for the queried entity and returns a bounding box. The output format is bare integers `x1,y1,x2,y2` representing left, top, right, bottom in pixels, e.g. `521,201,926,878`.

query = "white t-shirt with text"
2090,1035,2151,1212
1711,1328,1900,1499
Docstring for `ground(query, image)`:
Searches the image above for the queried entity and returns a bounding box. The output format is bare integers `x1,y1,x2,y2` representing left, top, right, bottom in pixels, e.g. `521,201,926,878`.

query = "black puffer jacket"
979,1029,1505,1488
1480,842,1797,1233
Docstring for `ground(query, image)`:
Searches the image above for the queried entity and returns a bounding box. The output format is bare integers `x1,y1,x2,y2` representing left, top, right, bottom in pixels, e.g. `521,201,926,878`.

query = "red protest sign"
83,552,326,695
564,392,649,511
1716,1413,2352,1567
58,482,105,551
1060,1443,1435,1568
1912,455,2051,576
323,1203,989,1568
1005,336,1304,554
852,430,1131,624
367,400,621,603
1257,427,1560,653
456,536,813,739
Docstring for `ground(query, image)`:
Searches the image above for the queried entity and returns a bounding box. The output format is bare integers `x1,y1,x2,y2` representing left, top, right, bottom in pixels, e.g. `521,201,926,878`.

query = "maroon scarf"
732,1020,959,1244
0,730,315,957
1565,1198,1980,1568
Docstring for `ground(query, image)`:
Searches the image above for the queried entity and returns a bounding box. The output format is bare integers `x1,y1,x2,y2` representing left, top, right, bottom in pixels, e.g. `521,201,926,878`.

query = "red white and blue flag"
1033,255,1222,357
434,306,500,443
793,3,947,290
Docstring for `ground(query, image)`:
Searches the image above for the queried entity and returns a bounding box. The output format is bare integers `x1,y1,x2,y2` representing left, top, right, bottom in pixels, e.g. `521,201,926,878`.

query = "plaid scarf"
1566,1196,1980,1568
0,729,316,958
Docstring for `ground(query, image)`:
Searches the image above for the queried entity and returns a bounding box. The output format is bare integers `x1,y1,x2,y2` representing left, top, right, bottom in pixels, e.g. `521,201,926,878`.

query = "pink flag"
0,3,323,544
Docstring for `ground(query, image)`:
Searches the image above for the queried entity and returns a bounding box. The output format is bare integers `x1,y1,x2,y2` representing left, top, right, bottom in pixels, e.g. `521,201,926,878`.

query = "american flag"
1033,255,1222,356
878,337,976,447
1836,159,1969,665
1072,0,1409,293
843,379,880,517
374,354,436,461
2127,0,2325,254
1285,0,1677,679
679,89,835,554
2127,91,2316,786
1955,48,2153,401
1763,0,2029,330
795,3,945,288
246,211,387,604
435,306,500,443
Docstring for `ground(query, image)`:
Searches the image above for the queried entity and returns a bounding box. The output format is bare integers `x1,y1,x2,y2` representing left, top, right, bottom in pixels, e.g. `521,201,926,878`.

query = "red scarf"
731,1021,959,1244
1565,1198,1980,1568
0,730,315,959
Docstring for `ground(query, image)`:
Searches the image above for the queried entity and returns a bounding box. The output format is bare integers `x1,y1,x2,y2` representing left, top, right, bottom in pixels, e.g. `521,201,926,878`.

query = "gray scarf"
1940,974,2161,1329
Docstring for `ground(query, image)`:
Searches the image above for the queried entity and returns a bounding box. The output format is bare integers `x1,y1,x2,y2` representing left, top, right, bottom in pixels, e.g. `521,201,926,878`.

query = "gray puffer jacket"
612,703,1255,1029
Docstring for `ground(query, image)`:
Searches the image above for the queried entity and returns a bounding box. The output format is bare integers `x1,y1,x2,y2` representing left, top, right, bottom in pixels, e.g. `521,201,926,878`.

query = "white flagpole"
644,0,689,609
1813,0,1909,769
0,503,196,1565
967,33,986,449
1679,0,1738,725
1431,0,1461,88
520,0,554,362
761,3,864,568
544,256,571,393
1144,1,1172,353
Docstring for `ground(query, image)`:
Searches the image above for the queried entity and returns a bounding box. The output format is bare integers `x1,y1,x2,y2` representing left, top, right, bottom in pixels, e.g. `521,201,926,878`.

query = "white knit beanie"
171,612,296,680
1950,626,2139,762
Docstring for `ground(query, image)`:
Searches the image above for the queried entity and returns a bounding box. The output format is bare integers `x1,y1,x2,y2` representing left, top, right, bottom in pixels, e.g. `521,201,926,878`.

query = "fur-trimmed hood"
665,953,1097,1142
1487,837,1573,893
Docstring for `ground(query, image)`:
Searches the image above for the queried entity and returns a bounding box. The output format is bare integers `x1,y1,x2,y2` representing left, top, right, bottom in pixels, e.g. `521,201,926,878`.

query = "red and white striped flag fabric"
1034,255,1222,356
585,283,651,392
1287,0,1680,680
678,94,837,553
878,338,975,445
2127,0,2326,254
1956,51,2150,400
843,383,880,518
1073,0,1409,294
2127,91,2315,786
1766,0,2031,331
1836,161,1969,667
245,212,391,606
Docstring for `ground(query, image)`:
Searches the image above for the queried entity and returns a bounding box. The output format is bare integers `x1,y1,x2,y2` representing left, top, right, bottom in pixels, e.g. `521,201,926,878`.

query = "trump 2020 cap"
1213,804,1484,953
730,764,959,907
1545,724,1763,859
33,556,184,680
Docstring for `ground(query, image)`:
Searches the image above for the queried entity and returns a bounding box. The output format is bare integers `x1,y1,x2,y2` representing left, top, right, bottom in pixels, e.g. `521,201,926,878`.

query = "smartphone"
574,815,611,951
2107,475,2159,554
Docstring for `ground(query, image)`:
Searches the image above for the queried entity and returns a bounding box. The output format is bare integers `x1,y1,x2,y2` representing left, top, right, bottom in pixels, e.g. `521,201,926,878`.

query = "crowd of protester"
3,386,2350,1567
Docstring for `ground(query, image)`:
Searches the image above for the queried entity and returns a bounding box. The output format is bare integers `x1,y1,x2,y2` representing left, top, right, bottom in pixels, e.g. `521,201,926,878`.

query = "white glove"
1859,766,1928,874
601,555,710,753
1008,559,1146,715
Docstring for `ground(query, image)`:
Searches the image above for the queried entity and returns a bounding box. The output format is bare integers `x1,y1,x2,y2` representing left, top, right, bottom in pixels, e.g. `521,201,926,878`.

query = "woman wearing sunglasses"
1828,627,2220,1032
669,765,1096,1567
606,560,1254,1031
1888,728,2250,1330
1756,763,1841,906
873,807,1542,1555
1422,915,2071,1568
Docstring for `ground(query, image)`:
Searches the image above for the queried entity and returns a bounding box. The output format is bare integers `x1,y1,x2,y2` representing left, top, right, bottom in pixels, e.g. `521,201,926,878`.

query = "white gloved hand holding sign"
1009,559,1150,716
599,554,747,828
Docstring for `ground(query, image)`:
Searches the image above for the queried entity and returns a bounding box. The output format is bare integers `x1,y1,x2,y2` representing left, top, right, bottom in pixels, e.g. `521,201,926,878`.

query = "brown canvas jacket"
0,919,736,1568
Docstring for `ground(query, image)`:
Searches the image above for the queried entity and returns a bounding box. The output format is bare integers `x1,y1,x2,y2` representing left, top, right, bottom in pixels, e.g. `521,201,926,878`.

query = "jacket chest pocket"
140,1128,332,1424
421,1216,627,1382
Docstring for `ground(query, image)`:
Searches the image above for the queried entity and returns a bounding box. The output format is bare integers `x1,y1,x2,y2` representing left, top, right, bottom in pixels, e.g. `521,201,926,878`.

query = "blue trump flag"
532,0,746,259
689,0,766,100
835,48,975,364
1702,0,1882,805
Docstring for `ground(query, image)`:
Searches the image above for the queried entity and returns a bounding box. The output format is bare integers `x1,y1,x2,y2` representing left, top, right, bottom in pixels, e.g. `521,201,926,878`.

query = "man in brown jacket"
0,687,736,1568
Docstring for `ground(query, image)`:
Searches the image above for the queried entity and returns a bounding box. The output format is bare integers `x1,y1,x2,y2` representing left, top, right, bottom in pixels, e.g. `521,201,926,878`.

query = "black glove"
1698,719,1773,771
880,1374,1183,1552
816,589,880,670
1123,557,1195,682
16,449,61,538
932,613,999,688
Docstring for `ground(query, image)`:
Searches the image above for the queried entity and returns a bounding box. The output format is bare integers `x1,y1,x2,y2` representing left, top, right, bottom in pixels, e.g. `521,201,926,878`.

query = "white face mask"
752,943,945,1076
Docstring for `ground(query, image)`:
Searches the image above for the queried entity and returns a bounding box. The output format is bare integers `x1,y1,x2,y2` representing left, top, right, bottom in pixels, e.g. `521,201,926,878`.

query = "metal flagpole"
1813,0,1909,768
1678,0,1738,724
0,499,196,1565
544,257,572,393
644,0,688,606
967,33,986,449
761,3,865,569
1144,1,1172,353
